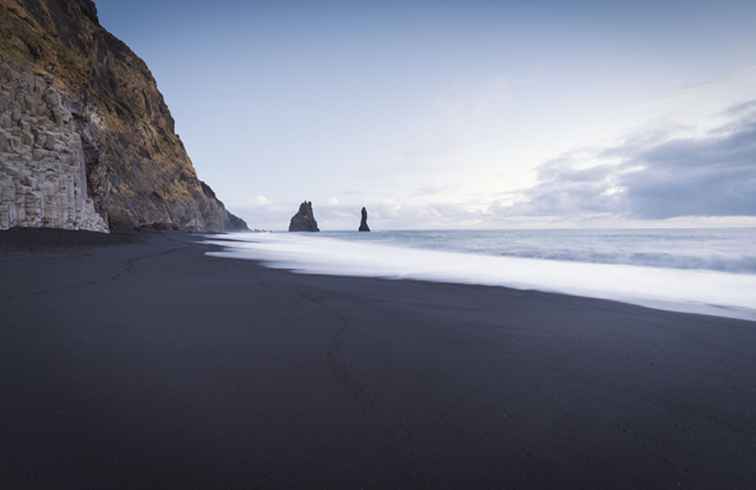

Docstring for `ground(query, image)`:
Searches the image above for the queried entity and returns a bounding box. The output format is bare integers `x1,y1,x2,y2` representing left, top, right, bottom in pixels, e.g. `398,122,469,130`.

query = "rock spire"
289,201,319,232
359,207,370,232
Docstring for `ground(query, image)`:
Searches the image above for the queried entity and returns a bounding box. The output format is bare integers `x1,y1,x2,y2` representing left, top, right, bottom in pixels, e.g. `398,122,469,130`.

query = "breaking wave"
205,231,756,322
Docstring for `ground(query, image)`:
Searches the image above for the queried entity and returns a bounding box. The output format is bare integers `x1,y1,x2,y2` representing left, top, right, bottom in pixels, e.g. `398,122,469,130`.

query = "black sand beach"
1,230,755,489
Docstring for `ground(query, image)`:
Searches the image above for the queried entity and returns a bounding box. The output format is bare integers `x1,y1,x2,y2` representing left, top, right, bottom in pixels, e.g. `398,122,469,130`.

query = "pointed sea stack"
289,201,319,232
359,207,370,232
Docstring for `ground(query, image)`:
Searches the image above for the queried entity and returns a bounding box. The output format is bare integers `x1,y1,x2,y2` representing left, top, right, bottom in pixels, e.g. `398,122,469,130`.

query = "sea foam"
205,232,756,322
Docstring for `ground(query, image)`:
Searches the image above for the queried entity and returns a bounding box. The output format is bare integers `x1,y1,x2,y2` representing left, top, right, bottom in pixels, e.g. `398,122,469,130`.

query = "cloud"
229,100,756,230
724,99,756,117
254,195,272,206
496,100,756,220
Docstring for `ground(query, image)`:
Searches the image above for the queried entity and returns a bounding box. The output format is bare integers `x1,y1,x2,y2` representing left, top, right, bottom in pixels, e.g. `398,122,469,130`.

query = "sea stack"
289,201,319,232
359,207,370,232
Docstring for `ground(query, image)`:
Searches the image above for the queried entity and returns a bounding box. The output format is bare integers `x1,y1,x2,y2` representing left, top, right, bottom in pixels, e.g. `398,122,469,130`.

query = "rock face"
0,0,247,232
0,63,108,231
359,206,370,232
289,201,319,232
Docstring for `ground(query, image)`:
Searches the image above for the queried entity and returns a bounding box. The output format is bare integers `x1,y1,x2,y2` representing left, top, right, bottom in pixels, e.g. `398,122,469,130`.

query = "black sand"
1,230,755,489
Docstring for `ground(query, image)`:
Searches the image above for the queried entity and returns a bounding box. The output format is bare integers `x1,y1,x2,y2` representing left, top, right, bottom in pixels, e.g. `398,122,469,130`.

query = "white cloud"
493,99,756,220
255,195,272,206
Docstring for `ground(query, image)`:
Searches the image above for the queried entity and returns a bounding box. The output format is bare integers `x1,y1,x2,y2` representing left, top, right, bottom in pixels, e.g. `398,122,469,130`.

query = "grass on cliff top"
1,2,97,92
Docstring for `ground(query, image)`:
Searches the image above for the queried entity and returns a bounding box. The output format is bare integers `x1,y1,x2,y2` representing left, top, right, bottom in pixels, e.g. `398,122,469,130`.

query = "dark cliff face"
0,0,248,232
289,201,319,232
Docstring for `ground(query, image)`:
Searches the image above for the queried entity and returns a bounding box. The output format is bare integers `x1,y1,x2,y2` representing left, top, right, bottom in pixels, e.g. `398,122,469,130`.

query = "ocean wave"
205,232,756,322
491,250,756,273
317,229,756,274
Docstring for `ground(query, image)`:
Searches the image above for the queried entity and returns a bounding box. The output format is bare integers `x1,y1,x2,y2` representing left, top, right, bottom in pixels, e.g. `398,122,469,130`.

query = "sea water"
205,228,756,321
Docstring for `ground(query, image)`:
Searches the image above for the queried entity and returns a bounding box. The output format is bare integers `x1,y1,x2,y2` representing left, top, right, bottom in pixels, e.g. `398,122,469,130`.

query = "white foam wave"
205,232,756,322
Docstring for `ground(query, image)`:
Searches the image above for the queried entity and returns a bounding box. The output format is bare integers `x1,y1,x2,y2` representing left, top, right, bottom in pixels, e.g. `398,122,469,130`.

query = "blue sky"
98,1,756,229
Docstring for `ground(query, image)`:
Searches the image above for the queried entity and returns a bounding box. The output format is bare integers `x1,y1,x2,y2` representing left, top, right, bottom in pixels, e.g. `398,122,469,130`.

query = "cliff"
289,201,319,232
0,0,247,232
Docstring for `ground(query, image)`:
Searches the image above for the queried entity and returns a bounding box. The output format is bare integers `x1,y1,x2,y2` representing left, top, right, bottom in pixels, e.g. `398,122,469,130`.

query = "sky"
97,1,756,230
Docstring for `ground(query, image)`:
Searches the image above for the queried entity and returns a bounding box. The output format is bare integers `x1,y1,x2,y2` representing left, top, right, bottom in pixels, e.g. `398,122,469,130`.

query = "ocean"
205,228,756,321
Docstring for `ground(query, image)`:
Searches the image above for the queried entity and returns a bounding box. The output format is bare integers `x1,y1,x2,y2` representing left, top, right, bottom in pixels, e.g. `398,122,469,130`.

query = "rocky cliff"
0,0,247,232
289,201,319,232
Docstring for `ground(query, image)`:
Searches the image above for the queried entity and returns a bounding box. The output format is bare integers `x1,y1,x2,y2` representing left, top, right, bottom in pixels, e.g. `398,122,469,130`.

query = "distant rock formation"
0,0,247,232
289,201,319,232
359,207,370,232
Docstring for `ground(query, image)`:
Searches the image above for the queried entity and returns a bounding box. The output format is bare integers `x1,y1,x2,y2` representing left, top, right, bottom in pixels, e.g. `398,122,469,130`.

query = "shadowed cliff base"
0,226,138,254
1,233,755,488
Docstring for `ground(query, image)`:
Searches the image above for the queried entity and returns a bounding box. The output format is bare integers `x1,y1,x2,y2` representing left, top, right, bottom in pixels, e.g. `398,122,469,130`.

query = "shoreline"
205,231,756,322
2,230,756,488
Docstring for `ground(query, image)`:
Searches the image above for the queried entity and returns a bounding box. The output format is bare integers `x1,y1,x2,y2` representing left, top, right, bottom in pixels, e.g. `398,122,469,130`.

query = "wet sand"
1,230,755,489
